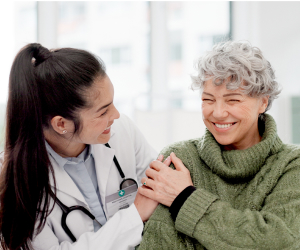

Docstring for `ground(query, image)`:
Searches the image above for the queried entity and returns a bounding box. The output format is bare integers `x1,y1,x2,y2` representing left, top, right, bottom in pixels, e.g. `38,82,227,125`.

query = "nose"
112,104,120,120
213,102,228,119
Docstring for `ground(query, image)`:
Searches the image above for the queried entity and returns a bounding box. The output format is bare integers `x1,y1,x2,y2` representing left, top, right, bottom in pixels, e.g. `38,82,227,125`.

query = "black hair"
0,43,106,250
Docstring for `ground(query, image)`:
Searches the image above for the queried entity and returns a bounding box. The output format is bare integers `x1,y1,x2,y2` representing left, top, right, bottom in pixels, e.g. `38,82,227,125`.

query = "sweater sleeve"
137,205,204,250
139,160,300,250
176,186,300,250
169,185,196,221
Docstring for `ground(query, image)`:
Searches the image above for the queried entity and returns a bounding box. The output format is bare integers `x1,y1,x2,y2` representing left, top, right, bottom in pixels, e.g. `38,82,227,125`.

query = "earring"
62,130,67,134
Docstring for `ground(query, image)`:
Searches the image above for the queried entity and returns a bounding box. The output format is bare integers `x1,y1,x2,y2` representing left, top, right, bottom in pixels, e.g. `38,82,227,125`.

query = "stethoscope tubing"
55,196,102,242
54,143,137,242
104,143,125,179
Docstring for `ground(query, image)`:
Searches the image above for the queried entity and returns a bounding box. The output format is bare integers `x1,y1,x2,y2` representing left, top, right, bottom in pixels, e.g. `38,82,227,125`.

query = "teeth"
105,126,111,130
215,123,234,129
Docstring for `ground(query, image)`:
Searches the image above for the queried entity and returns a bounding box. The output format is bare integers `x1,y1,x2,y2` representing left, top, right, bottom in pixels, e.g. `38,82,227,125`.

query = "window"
1,1,231,152
0,1,37,151
100,47,132,65
57,1,150,118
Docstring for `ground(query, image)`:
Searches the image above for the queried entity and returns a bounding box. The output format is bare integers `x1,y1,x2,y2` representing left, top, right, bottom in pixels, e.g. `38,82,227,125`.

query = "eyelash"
202,98,240,102
99,110,108,117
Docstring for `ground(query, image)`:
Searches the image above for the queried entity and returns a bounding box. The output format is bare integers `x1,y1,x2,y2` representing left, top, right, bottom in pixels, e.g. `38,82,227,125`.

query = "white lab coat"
29,114,158,250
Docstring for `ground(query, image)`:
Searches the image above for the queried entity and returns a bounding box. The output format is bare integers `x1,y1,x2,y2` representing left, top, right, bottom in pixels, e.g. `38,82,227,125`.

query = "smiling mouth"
104,126,111,131
213,122,236,129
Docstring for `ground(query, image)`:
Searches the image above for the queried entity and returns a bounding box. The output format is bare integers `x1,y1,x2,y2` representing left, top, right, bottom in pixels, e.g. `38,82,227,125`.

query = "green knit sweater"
138,114,300,250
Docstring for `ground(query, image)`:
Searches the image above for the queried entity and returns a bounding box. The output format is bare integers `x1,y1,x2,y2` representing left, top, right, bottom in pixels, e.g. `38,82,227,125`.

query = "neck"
44,129,86,158
223,133,262,151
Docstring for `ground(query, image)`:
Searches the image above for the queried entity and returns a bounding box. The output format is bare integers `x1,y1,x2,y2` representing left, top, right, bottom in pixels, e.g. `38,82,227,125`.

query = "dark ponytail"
0,43,106,249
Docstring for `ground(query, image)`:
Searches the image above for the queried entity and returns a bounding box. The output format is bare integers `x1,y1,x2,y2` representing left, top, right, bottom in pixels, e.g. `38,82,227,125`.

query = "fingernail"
166,156,170,161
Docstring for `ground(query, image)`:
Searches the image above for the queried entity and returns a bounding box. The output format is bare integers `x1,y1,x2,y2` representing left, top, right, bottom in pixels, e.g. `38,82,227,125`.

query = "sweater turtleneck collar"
196,114,283,180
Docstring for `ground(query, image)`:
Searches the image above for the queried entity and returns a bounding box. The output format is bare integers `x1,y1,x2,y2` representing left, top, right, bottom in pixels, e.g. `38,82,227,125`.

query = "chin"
213,135,234,146
97,134,111,144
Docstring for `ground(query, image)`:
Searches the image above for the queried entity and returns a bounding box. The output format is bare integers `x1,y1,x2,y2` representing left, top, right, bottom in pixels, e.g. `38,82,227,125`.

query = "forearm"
137,207,200,250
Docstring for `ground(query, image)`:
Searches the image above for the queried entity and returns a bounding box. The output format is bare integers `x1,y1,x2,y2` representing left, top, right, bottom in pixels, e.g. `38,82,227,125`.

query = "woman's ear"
50,116,72,135
259,96,269,113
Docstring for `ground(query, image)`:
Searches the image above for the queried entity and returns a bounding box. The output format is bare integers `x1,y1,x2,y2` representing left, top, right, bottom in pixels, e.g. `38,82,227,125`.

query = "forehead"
202,78,244,96
85,75,114,108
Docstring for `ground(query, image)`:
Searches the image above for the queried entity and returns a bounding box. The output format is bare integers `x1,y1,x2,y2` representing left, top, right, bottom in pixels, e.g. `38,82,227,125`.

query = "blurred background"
0,1,300,152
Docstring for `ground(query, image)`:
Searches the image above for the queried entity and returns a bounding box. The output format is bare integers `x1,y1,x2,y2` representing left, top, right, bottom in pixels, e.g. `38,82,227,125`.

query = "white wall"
137,2,300,152
232,1,300,143
136,109,205,152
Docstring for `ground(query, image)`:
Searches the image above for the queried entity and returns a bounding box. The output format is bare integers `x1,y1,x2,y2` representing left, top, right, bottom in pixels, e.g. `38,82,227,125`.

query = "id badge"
105,184,138,219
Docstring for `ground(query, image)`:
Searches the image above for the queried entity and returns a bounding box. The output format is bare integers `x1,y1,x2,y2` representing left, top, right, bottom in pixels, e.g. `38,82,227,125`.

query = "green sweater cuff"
175,188,218,237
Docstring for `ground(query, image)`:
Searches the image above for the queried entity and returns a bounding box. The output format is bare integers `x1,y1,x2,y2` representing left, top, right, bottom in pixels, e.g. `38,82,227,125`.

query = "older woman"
137,41,300,249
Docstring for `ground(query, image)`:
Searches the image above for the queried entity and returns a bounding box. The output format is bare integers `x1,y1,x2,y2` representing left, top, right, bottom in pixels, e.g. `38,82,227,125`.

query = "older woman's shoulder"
277,143,300,172
280,143,300,156
159,138,201,162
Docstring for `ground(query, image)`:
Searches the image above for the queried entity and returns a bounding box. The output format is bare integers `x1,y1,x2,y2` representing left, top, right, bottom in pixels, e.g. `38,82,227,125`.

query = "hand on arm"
138,152,193,207
134,154,172,222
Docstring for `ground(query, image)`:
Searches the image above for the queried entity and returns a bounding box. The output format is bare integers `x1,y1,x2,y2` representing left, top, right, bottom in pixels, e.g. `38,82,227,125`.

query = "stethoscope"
54,143,138,242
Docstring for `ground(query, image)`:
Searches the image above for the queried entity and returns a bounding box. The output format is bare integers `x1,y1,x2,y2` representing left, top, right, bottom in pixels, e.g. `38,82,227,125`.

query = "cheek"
201,104,211,119
96,120,108,131
234,105,257,123
86,119,107,134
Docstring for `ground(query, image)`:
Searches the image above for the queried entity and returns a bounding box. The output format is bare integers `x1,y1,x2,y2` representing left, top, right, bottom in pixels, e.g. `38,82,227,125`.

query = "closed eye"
98,109,108,117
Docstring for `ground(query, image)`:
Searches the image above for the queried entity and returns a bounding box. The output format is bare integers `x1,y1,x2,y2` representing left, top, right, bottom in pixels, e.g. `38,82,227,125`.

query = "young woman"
0,43,160,250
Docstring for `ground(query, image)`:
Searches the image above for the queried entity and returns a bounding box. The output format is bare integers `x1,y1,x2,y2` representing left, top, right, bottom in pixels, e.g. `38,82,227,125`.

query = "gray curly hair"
191,41,281,112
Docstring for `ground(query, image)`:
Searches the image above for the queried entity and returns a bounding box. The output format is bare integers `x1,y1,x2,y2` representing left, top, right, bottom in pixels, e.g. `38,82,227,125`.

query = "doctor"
0,44,163,250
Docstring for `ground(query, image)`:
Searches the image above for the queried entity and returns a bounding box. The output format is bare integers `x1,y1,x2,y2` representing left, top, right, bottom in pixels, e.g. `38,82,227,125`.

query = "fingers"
145,168,158,180
150,155,172,172
138,186,157,201
138,185,156,200
140,185,152,190
141,176,156,190
141,177,148,186
150,160,165,171
157,154,164,162
163,156,171,166
170,152,188,172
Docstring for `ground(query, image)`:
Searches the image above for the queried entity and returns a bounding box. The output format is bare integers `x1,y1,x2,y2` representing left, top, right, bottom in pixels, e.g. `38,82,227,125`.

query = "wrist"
169,185,196,221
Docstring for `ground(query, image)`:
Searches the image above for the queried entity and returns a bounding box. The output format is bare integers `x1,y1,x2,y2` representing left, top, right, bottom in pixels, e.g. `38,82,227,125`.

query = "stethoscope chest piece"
54,142,138,242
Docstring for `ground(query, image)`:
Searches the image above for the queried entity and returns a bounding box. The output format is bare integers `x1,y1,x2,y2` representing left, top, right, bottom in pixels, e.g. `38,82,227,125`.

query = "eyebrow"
95,101,113,113
202,92,214,97
223,93,242,97
202,92,242,97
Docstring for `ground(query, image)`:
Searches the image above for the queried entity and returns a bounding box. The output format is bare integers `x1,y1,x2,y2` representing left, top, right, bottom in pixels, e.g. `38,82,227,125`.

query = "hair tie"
31,44,51,66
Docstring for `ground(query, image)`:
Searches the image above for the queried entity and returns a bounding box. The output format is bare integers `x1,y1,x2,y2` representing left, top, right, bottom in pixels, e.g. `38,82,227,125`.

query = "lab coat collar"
48,126,116,206
45,141,69,168
91,145,115,212
46,141,92,168
49,155,87,205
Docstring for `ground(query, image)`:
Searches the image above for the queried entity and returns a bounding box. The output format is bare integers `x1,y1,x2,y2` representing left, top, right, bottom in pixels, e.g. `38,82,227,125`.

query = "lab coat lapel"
92,128,116,210
49,156,87,205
